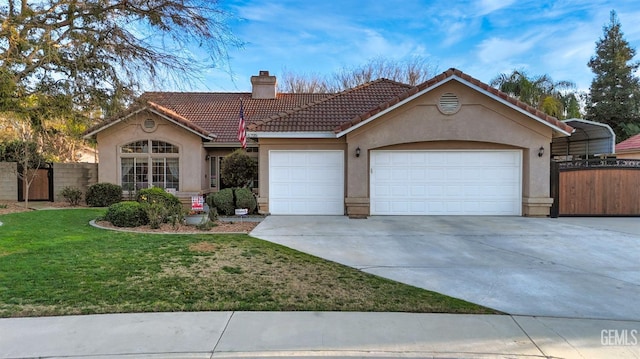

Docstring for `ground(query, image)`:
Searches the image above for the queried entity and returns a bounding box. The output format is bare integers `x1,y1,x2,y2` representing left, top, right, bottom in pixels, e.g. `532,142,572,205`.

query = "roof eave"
248,131,336,139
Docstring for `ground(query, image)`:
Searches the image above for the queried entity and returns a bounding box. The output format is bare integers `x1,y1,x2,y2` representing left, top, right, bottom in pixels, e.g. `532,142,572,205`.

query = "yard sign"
191,196,204,211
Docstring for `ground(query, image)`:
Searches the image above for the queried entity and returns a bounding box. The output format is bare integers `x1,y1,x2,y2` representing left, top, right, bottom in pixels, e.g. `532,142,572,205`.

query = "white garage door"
269,150,344,215
370,150,522,215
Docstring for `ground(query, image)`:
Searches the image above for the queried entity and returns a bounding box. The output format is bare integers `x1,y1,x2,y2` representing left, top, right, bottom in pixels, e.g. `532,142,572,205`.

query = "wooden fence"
551,158,640,216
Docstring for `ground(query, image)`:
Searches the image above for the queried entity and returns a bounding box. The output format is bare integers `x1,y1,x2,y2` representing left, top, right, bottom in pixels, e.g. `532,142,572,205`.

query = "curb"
89,219,255,235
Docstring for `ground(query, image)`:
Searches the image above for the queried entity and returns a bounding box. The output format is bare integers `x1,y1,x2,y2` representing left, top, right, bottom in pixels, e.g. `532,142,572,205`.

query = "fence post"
549,160,559,218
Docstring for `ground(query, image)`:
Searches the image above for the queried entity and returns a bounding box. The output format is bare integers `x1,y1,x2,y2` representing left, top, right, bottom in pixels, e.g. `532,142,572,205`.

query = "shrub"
234,188,257,214
86,183,122,207
137,187,181,208
212,188,235,215
104,201,148,227
220,149,257,188
136,187,183,228
60,186,83,206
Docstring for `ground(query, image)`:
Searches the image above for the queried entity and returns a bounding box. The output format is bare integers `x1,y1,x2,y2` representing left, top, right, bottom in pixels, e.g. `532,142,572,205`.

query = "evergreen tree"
586,10,640,141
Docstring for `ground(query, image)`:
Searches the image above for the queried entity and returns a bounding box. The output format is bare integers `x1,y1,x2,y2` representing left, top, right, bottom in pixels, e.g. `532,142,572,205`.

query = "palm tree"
490,70,579,119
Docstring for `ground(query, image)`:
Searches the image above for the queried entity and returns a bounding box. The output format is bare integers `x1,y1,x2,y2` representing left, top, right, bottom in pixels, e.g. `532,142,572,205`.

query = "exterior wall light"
355,147,361,157
538,146,545,157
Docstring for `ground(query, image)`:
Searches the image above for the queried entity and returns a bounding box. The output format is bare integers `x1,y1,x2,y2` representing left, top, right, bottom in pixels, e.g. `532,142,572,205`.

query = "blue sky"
195,0,640,93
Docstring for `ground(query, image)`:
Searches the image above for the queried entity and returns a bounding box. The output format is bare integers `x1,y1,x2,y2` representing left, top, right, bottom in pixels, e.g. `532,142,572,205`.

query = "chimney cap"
259,70,270,76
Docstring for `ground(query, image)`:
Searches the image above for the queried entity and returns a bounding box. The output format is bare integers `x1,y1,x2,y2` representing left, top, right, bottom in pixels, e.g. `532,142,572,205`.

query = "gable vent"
438,92,460,115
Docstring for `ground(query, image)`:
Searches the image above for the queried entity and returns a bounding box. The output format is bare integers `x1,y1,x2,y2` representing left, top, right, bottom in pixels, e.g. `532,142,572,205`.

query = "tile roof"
334,68,574,135
85,92,330,143
140,92,330,143
616,133,640,152
86,68,573,142
248,79,413,132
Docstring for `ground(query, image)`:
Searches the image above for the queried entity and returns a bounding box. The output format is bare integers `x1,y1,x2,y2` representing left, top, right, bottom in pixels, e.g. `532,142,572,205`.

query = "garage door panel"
269,151,344,215
371,150,521,215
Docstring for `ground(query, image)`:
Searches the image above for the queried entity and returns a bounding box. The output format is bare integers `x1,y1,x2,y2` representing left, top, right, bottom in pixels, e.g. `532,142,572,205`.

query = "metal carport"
551,118,615,158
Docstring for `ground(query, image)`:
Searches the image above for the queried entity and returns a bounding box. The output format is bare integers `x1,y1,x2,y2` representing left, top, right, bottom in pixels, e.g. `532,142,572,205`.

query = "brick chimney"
251,70,277,99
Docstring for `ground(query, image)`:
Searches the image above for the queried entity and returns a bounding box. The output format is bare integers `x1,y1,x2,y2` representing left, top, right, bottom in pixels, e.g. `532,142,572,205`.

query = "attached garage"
250,69,575,217
269,150,344,215
370,150,522,215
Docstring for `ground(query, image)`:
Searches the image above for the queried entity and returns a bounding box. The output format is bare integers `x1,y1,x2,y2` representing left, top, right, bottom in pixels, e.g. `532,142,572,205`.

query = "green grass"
0,209,497,317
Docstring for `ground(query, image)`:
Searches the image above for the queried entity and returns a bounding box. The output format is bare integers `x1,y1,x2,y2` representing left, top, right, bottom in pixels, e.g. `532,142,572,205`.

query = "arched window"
120,140,179,191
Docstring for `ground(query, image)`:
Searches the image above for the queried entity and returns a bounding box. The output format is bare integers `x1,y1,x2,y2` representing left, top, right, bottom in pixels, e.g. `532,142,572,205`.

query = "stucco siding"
617,152,640,159
344,82,554,216
95,111,206,194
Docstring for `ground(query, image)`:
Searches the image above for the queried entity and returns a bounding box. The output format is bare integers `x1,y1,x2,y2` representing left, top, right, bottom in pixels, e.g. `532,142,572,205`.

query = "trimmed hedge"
211,188,235,215
104,201,148,227
234,188,257,213
86,183,122,207
206,187,257,216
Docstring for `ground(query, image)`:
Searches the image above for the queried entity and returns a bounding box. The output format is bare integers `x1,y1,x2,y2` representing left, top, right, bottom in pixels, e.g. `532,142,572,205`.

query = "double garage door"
268,150,522,215
370,150,522,215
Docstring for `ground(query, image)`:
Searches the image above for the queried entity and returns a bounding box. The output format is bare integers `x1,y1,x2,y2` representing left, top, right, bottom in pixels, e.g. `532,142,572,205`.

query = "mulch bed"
0,201,259,233
94,219,258,234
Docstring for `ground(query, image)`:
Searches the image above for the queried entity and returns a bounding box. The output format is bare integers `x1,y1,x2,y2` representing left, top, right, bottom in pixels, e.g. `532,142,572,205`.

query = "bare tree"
331,56,436,89
278,56,436,93
278,69,334,93
1,0,241,159
1,114,43,208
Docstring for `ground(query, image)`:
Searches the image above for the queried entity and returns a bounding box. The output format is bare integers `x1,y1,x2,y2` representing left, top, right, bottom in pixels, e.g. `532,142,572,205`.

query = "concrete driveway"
250,216,640,321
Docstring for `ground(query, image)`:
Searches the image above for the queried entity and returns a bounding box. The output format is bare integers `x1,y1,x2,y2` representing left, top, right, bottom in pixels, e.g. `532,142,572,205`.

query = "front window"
121,140,179,191
209,156,217,188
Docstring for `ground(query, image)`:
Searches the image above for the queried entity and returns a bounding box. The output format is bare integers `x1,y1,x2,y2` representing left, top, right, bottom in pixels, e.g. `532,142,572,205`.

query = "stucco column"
522,146,553,217
345,142,370,217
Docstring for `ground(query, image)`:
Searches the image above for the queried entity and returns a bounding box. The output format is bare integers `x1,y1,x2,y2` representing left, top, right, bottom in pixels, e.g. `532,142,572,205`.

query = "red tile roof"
141,92,330,143
616,133,640,152
86,92,330,143
248,79,413,132
86,68,573,142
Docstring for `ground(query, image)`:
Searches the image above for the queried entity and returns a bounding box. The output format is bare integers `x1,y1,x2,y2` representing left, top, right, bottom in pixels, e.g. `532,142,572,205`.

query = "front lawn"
0,209,496,317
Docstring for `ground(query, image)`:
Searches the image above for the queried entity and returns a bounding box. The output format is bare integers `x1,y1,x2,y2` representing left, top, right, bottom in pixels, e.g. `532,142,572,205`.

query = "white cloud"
476,0,516,16
476,36,538,64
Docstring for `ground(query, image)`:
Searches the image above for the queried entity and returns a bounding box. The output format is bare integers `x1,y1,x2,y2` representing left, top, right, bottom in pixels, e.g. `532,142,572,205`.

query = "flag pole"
238,98,247,150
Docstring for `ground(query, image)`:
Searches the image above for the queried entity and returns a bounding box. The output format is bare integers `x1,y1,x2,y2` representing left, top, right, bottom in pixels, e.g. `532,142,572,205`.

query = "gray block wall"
0,162,18,201
53,163,98,202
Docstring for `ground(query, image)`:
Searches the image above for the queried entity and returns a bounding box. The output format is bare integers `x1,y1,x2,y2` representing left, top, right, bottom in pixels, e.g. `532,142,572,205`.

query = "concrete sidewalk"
1,312,639,358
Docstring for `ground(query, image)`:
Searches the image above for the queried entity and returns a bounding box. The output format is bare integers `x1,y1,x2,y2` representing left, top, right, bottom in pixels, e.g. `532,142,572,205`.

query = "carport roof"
551,118,616,157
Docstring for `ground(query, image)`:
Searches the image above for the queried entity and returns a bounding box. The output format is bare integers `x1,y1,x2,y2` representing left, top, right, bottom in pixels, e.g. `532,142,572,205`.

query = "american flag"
238,100,247,149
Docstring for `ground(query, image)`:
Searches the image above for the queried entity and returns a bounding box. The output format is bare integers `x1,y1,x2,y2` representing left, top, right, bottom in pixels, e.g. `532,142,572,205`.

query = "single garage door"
269,150,344,215
370,150,522,215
